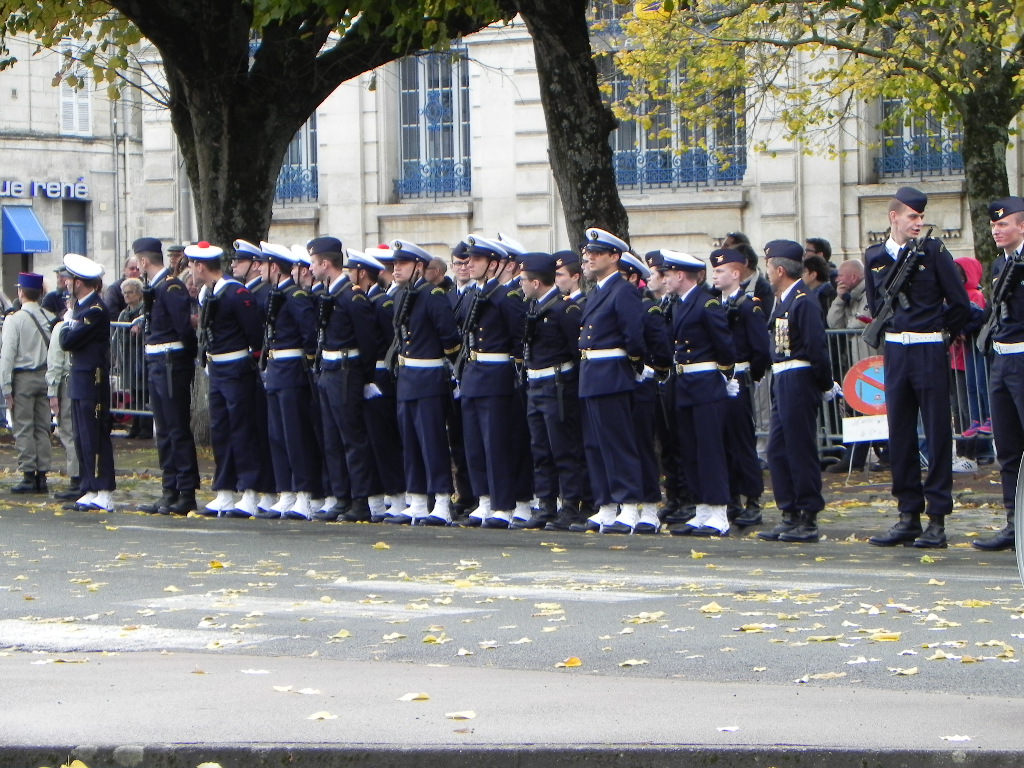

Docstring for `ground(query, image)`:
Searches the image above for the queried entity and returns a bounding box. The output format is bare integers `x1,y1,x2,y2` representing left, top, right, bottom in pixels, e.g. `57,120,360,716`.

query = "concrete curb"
2,745,1020,768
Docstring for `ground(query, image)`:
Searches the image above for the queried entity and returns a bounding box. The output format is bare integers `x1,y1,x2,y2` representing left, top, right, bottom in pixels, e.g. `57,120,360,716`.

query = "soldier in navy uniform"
362,245,407,521
382,239,462,525
710,248,771,527
451,235,525,529
649,251,735,536
58,253,116,512
513,252,587,530
446,240,478,520
253,242,320,520
554,250,587,308
758,240,838,543
865,188,970,549
231,239,268,306
309,238,385,522
975,197,1024,551
575,228,648,532
603,252,672,533
133,238,200,516
187,242,266,517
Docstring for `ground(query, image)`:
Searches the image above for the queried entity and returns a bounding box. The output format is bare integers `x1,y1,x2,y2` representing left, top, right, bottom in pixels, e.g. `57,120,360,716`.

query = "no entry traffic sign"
842,356,886,416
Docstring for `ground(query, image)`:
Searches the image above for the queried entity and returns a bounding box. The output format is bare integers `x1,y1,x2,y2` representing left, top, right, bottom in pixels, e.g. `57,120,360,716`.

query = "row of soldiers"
27,185,1024,552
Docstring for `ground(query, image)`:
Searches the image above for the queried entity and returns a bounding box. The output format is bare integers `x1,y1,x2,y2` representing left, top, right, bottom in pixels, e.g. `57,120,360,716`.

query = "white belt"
207,349,249,363
469,352,511,363
676,361,719,374
375,361,388,370
734,361,750,373
884,331,944,345
527,362,575,381
268,348,304,359
772,359,811,374
993,341,1024,355
581,347,627,360
145,341,185,355
322,348,360,361
640,365,656,381
399,356,445,368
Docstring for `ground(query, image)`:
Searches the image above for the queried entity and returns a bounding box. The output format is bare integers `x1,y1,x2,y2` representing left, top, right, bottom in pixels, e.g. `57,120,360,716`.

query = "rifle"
453,285,481,383
142,274,155,336
197,290,218,368
977,253,1024,352
260,279,286,372
384,283,418,380
862,227,933,349
314,279,334,374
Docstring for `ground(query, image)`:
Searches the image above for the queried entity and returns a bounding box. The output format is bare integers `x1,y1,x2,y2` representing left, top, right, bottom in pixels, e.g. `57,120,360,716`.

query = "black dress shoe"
383,513,413,524
482,516,511,529
868,513,922,547
912,520,947,549
54,478,82,501
420,515,450,526
689,525,729,537
141,490,179,514
669,525,697,536
778,512,819,543
972,526,1015,551
341,498,372,522
511,514,555,530
602,521,634,534
733,508,763,527
568,520,601,533
757,512,799,541
456,515,483,527
664,505,696,525
726,494,743,522
633,521,660,534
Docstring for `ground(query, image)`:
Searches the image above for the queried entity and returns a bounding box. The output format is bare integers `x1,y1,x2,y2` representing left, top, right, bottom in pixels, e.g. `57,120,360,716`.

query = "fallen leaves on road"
445,711,476,720
618,659,649,667
398,692,430,701
556,657,582,668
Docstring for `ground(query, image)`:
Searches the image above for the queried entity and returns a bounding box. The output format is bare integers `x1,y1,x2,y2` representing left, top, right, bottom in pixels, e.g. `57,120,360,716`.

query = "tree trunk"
509,0,630,247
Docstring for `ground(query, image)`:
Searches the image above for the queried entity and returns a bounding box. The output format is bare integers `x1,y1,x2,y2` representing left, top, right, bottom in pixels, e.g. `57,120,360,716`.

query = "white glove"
62,309,73,323
452,384,461,400
823,381,844,402
725,378,740,397
363,383,382,400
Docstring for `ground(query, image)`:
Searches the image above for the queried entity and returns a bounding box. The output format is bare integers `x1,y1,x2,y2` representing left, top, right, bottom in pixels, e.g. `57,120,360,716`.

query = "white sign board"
842,415,889,443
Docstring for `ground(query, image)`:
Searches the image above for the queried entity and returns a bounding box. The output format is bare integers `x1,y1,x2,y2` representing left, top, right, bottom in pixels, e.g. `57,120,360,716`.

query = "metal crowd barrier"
751,328,994,460
109,319,150,419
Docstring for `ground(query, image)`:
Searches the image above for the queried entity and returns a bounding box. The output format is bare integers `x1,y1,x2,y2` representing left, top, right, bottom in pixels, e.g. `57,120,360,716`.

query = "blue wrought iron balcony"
275,164,319,203
395,159,472,200
613,148,747,191
874,140,964,178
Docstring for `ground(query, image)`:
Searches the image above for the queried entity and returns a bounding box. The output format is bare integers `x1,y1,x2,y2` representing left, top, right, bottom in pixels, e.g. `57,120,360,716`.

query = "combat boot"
757,510,800,541
912,516,948,549
868,512,922,547
726,494,743,523
778,511,820,543
35,471,48,493
545,500,583,531
140,489,178,514
54,477,82,501
167,490,197,516
11,472,37,494
512,497,557,530
733,496,763,527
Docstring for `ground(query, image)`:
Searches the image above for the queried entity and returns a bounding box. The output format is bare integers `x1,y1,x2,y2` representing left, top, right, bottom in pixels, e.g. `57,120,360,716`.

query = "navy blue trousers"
266,382,319,494
581,391,642,506
723,378,764,499
319,365,381,500
147,354,199,492
633,381,663,503
883,342,953,517
398,395,453,495
364,369,406,496
462,394,517,510
677,398,730,505
526,376,587,501
208,366,264,492
767,369,823,514
72,396,115,492
989,352,1024,511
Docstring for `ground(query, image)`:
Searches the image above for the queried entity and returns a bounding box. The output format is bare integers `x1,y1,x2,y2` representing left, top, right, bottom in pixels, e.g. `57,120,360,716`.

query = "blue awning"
2,206,52,254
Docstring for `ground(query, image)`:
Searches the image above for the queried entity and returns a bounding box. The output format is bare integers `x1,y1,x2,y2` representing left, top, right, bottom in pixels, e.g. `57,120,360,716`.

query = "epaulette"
383,299,394,309
507,289,523,298
565,302,582,313
167,284,183,292
752,305,763,315
432,287,446,296
444,342,462,355
647,304,662,315
795,291,806,299
352,293,367,302
704,298,720,308
294,289,308,298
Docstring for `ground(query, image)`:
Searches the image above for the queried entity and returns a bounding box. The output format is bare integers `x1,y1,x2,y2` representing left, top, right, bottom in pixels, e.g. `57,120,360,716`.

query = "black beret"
308,236,344,256
553,250,581,269
710,248,746,267
520,252,557,273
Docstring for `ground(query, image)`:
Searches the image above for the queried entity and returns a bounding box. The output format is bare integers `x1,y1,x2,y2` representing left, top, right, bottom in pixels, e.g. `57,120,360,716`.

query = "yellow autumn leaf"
699,602,724,613
920,555,936,564
869,631,902,642
104,525,118,531
807,635,843,642
398,692,430,701
307,711,338,720
807,671,847,680
209,560,225,569
556,656,582,668
691,550,707,559
927,578,945,586
423,633,452,644
957,599,992,608
373,541,390,550
197,763,224,768
445,711,477,720
163,585,181,593
331,629,351,639
618,659,649,667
